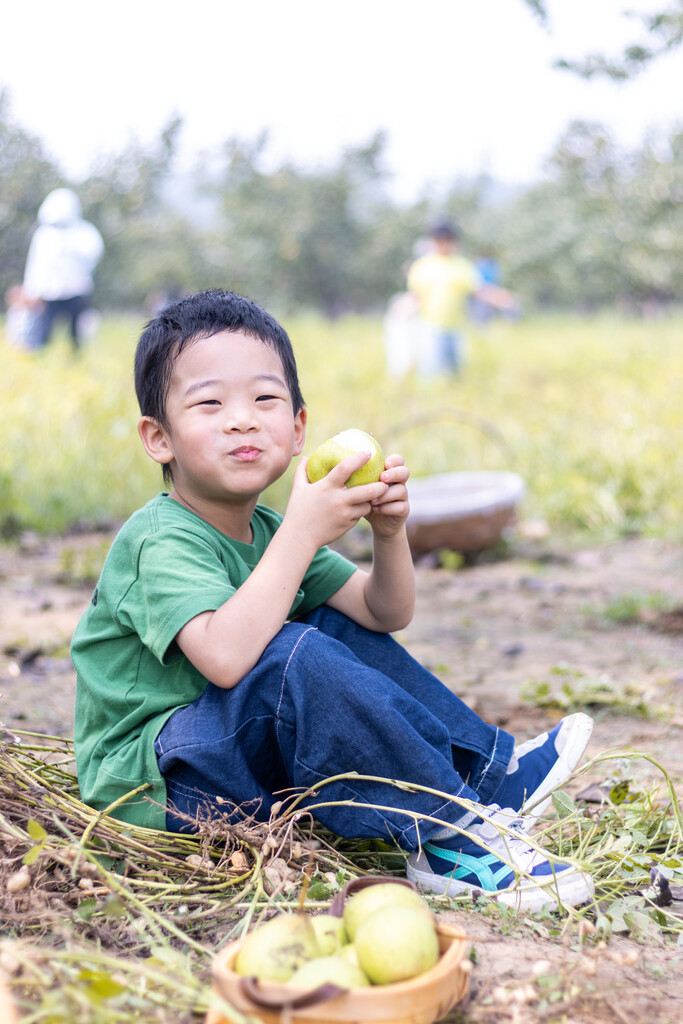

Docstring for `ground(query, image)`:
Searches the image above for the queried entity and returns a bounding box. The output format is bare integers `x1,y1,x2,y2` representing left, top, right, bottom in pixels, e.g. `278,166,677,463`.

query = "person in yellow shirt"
407,222,517,376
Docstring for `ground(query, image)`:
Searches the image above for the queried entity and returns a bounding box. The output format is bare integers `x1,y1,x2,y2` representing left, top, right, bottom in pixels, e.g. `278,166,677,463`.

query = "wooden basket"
405,471,525,556
206,878,470,1024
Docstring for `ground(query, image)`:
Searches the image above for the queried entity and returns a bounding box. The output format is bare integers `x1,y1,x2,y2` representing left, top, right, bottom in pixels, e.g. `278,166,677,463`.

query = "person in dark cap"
407,221,517,376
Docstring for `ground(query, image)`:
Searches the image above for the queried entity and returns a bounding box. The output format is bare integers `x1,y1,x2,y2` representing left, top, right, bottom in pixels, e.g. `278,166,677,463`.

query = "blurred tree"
522,0,547,20
0,90,62,307
524,0,683,78
77,116,212,309
2,89,680,320
620,127,683,305
500,120,683,310
205,132,422,314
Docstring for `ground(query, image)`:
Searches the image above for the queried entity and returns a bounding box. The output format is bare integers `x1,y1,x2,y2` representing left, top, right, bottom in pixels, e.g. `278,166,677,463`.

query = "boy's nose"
224,404,258,432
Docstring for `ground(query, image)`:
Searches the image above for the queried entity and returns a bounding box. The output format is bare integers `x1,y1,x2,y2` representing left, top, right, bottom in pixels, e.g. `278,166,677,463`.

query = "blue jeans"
417,325,463,376
154,606,514,850
37,295,88,349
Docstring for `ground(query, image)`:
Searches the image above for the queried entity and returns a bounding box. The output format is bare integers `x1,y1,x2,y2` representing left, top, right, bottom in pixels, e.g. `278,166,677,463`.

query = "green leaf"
306,880,331,900
608,834,633,855
607,907,629,934
76,898,97,920
94,853,121,870
101,895,128,917
147,945,187,966
624,909,658,938
609,780,630,804
595,914,612,940
630,829,649,849
22,844,43,865
78,969,126,1000
606,895,642,934
26,819,48,842
551,790,576,818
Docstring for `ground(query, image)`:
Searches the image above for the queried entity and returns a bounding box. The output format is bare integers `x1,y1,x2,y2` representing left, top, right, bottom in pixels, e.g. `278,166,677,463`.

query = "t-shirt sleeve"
117,528,235,664
295,544,357,616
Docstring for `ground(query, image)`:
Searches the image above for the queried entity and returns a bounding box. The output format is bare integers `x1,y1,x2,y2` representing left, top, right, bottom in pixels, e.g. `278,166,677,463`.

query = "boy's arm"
326,454,415,632
175,454,389,690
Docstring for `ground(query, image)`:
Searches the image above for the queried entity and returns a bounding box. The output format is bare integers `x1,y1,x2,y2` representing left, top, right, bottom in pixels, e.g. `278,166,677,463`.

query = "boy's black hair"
134,289,306,486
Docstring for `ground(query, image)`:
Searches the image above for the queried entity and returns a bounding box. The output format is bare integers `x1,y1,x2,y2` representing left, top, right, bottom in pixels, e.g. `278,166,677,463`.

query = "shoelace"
472,806,551,873
476,804,525,835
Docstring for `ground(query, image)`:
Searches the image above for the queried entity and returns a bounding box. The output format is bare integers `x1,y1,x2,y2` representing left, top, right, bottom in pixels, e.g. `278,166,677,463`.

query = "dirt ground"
1,526,683,1023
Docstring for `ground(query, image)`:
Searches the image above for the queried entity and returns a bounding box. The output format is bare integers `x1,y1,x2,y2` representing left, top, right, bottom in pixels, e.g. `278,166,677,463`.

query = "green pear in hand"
307,429,385,487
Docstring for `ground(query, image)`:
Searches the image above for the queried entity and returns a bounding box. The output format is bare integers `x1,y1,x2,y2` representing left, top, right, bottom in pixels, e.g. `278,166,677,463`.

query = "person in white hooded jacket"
23,188,104,350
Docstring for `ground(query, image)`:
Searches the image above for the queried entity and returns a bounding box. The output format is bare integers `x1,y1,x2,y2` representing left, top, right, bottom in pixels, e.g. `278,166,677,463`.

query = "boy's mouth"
230,446,261,462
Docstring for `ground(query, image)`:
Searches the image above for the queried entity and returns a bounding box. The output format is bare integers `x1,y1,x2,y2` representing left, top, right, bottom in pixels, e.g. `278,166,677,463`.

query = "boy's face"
139,330,306,508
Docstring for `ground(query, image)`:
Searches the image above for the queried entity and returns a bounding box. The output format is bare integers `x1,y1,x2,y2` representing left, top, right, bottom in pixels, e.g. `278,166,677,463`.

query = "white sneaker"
407,806,594,913
496,713,594,821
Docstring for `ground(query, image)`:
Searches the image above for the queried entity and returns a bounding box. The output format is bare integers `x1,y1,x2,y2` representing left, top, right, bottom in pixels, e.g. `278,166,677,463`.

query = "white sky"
1,0,681,201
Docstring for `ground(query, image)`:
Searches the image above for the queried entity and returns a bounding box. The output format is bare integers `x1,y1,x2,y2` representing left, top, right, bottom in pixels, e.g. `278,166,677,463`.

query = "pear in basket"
338,942,361,966
343,882,433,941
311,913,347,955
234,912,320,981
289,954,370,990
354,904,440,985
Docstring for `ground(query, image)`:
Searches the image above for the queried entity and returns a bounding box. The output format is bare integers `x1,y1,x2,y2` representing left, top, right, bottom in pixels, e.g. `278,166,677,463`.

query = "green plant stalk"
280,797,592,907
71,845,214,955
573,750,683,840
7,942,216,1018
78,783,153,847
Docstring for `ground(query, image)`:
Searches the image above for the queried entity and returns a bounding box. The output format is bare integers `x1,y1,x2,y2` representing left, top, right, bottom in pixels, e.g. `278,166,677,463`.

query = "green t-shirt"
72,494,357,830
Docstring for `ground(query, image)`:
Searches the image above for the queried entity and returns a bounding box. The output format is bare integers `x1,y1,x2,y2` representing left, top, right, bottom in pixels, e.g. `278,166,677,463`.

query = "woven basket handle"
328,874,420,918
236,975,348,1009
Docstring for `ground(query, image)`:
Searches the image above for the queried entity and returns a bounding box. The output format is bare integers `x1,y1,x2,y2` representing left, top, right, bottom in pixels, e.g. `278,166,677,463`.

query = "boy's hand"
365,454,410,539
322,452,415,632
287,452,388,550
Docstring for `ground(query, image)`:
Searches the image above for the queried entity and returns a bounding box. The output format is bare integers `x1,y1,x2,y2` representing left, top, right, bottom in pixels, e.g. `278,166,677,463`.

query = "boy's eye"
256,394,279,402
198,399,220,406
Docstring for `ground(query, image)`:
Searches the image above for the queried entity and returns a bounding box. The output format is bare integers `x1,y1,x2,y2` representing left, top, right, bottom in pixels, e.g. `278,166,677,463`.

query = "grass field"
1,311,683,540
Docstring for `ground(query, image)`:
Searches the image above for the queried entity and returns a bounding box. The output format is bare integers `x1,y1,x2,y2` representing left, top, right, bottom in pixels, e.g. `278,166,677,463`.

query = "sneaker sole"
407,855,595,912
522,712,594,818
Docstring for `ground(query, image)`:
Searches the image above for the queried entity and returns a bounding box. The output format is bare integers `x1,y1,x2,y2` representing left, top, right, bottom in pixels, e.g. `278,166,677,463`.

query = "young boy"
72,289,594,911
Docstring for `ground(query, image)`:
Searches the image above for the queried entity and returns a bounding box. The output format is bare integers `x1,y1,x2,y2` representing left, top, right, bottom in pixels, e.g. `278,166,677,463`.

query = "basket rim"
406,471,526,524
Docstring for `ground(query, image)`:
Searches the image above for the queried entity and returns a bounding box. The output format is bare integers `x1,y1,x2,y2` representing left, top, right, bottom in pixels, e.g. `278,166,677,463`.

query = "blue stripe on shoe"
423,841,513,890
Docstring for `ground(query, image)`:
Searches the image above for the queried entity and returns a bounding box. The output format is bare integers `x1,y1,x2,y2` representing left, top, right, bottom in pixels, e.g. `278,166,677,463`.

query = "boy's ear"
293,407,307,456
138,416,174,467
